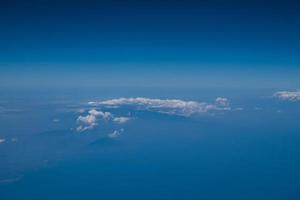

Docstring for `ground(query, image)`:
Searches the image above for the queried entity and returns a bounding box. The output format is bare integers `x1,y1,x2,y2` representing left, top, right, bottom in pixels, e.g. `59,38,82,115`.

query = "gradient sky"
1,0,300,88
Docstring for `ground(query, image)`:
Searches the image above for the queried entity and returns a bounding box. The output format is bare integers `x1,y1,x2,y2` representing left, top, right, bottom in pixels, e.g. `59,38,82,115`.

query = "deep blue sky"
1,0,300,88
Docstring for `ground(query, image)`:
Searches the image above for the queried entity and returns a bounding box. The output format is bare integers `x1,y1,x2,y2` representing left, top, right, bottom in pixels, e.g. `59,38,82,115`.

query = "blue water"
0,88,300,199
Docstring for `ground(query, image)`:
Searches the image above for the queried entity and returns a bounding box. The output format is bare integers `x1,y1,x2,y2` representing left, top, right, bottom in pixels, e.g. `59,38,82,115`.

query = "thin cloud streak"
274,91,300,101
88,97,230,117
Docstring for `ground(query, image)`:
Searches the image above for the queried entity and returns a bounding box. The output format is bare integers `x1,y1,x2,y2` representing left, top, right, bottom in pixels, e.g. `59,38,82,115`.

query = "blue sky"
1,0,300,88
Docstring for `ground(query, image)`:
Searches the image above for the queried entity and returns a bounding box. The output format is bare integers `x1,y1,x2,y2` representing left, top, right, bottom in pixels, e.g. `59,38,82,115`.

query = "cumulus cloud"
274,91,300,101
88,109,112,119
76,108,129,132
77,114,97,125
88,97,230,117
108,128,124,138
215,97,229,107
113,117,131,124
76,109,113,132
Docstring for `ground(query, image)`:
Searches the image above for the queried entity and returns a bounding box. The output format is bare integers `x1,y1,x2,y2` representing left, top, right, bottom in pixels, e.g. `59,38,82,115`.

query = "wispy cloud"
273,91,300,101
113,117,131,124
52,119,60,123
0,176,23,184
0,106,22,114
108,128,124,138
88,97,230,117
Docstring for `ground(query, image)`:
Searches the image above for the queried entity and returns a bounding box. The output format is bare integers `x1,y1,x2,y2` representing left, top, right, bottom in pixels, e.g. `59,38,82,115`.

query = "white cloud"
76,97,231,133
77,114,97,125
108,128,124,138
113,117,131,124
215,97,229,107
88,109,102,116
76,109,113,132
75,107,131,132
88,109,112,119
88,97,230,117
76,124,97,132
0,138,5,144
274,91,300,101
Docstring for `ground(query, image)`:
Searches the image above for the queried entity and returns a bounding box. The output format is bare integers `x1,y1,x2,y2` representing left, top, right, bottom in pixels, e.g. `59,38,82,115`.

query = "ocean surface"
0,87,300,200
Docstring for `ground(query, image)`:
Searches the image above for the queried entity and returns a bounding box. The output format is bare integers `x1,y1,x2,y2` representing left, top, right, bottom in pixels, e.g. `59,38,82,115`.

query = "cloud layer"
88,97,230,117
76,97,230,133
274,91,300,101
